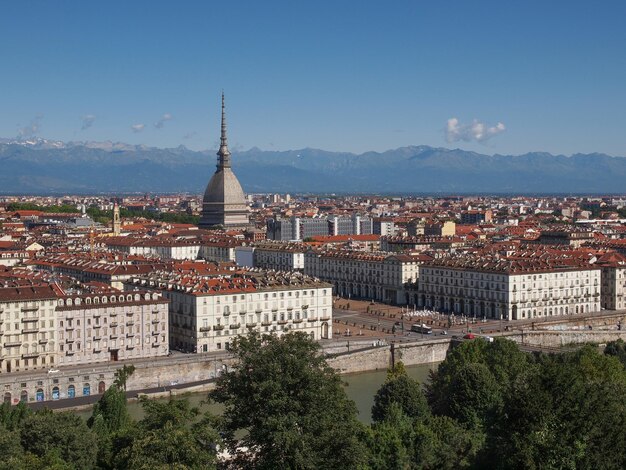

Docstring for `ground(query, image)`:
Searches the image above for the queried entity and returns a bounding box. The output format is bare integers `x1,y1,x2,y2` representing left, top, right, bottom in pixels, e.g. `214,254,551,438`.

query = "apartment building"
235,242,307,272
32,255,167,290
304,249,425,304
0,285,62,373
126,271,333,353
596,252,626,310
103,237,201,260
418,251,601,320
55,291,169,367
0,285,169,374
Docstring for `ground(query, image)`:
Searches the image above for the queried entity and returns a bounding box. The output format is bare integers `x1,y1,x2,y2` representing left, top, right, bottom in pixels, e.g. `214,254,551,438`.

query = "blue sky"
1,0,625,156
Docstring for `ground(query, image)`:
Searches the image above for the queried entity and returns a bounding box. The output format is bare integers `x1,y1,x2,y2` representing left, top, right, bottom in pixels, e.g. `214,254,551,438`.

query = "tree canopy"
209,331,369,469
5,335,626,468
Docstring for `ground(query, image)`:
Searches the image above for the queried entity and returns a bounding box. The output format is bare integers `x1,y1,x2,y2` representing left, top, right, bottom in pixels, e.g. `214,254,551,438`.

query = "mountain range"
0,138,624,194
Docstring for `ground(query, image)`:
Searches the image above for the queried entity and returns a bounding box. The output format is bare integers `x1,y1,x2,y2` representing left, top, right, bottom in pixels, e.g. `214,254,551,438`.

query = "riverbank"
70,362,440,424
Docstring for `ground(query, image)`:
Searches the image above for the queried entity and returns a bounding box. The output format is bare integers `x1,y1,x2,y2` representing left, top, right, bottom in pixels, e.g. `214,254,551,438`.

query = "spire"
217,91,231,168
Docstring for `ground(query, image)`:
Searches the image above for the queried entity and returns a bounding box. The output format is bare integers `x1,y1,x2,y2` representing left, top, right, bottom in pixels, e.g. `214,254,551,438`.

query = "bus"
411,324,433,335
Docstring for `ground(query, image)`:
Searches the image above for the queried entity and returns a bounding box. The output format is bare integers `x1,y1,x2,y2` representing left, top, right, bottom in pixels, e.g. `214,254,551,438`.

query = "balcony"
38,339,48,345
126,345,135,350
293,319,303,324
152,331,160,336
65,351,75,356
22,352,40,359
110,334,118,339
93,348,101,353
152,309,160,314
229,324,241,330
22,327,39,334
308,318,319,322
199,326,211,332
238,310,247,315
93,336,101,341
126,312,134,317
4,341,21,347
151,319,160,324
151,343,160,348
93,313,101,318
109,312,118,317
22,316,39,323
255,309,262,314
126,321,135,327
66,338,75,343
110,322,118,327
246,322,257,328
213,325,225,331
277,320,287,325
320,317,331,321
261,322,272,327
21,306,38,312
126,333,135,338
223,311,230,317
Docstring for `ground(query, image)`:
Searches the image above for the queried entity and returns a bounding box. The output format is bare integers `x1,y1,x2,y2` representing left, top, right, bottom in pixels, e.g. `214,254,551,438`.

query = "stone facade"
0,286,61,373
418,256,601,320
126,271,333,353
304,249,423,304
56,292,169,367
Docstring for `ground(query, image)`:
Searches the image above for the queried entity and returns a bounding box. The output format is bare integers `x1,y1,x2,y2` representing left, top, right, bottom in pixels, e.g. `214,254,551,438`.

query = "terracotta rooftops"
0,284,63,302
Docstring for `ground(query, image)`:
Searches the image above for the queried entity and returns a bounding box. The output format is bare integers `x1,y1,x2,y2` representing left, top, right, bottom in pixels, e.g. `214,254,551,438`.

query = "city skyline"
1,1,625,156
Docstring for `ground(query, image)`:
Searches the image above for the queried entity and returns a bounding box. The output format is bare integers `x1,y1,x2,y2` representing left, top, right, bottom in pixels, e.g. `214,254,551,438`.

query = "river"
77,362,438,425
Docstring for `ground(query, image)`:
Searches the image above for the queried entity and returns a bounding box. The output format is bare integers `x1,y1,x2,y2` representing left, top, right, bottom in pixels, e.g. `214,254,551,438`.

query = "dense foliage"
5,335,626,468
210,331,369,469
0,377,219,469
86,206,200,225
7,202,80,213
363,336,626,469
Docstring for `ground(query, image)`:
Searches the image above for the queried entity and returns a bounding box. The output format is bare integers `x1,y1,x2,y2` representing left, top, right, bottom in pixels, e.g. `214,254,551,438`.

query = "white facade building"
127,271,332,353
418,253,601,320
304,249,424,304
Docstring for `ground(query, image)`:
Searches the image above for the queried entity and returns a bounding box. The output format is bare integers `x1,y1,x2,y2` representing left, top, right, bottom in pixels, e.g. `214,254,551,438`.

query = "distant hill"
0,138,624,194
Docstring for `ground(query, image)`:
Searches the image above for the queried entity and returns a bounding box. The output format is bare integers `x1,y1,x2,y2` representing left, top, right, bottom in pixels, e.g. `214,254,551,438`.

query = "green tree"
444,362,502,430
605,338,626,368
372,362,430,423
112,398,219,470
210,331,369,469
113,364,136,392
0,402,31,431
413,415,484,469
489,346,626,469
427,338,530,421
19,411,97,469
367,403,415,470
88,384,132,469
0,425,23,463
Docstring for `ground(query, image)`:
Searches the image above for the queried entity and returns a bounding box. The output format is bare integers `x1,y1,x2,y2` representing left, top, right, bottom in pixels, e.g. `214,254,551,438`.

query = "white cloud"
81,114,96,130
445,117,506,143
131,123,145,133
154,113,173,129
17,115,43,138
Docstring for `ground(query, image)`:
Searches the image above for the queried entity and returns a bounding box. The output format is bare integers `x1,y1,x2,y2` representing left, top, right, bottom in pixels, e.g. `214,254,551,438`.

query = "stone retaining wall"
328,339,451,374
503,330,626,347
